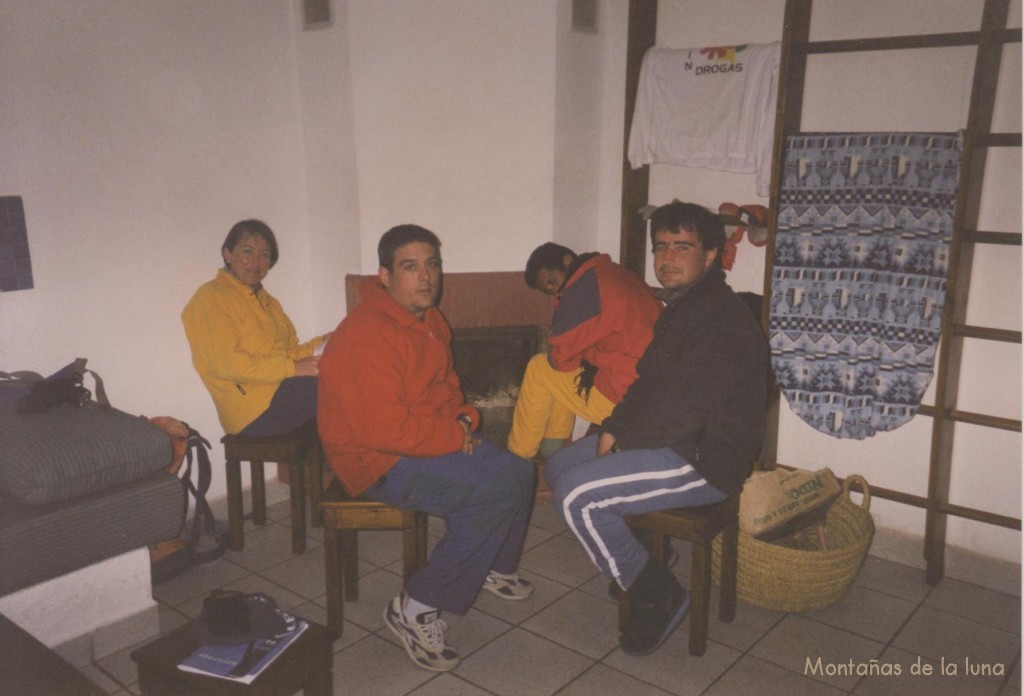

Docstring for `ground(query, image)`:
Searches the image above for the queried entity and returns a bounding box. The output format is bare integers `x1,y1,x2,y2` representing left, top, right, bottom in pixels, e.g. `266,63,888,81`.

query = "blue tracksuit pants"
546,435,726,589
360,439,535,615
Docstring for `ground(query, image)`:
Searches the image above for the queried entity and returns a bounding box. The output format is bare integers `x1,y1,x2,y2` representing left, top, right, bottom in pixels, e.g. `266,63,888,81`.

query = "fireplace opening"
451,325,547,445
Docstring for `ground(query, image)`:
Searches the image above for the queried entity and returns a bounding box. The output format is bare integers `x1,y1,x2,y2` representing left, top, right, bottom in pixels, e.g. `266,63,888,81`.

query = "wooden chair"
618,492,740,656
321,484,428,635
221,420,324,555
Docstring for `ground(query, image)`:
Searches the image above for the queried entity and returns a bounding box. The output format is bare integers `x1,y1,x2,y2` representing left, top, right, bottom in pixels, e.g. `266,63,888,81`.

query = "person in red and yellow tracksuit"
507,244,663,460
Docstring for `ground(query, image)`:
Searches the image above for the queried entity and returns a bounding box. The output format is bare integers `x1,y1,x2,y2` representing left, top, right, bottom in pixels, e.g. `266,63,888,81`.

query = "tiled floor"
83,483,1021,695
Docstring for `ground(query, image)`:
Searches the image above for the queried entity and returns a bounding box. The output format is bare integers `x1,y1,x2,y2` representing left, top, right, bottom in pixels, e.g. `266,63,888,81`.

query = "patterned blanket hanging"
769,132,963,439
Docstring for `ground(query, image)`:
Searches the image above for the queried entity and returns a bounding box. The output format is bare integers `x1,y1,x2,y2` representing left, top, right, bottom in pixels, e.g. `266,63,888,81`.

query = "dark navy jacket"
602,268,770,495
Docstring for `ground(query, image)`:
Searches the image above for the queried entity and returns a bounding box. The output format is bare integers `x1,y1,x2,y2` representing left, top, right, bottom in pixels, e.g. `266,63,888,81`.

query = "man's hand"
458,418,479,455
597,431,617,456
294,356,319,377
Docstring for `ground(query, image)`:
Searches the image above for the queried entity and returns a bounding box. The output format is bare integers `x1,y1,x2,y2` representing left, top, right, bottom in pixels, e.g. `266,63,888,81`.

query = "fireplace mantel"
344,272,552,329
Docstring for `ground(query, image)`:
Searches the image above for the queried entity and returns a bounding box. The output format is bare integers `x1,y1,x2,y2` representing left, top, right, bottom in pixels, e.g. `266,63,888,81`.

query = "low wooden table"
130,619,337,696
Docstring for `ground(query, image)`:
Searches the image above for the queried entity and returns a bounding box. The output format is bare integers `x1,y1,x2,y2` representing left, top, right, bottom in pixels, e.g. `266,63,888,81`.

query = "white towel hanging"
628,42,780,196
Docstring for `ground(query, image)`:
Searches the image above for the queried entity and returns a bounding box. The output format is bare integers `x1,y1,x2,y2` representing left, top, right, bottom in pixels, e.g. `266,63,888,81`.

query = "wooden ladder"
761,0,1022,584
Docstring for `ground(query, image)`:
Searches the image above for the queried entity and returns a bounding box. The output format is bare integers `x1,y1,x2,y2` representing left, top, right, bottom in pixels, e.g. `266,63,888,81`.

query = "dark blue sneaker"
618,561,690,656
608,545,679,600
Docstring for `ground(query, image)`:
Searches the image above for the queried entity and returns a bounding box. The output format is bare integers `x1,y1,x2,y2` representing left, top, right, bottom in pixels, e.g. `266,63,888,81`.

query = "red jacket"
548,254,663,403
317,279,480,496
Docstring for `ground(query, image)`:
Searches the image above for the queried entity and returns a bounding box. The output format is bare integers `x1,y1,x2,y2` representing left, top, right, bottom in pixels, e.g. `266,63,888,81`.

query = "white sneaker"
482,570,534,600
383,594,460,672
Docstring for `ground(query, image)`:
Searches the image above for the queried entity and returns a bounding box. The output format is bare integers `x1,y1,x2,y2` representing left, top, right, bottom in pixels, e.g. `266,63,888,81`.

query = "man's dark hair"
524,242,576,288
223,219,279,268
649,202,725,269
378,224,442,271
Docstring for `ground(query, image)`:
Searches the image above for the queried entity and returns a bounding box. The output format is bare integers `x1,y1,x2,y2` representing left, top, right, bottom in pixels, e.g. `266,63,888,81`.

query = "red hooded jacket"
548,254,663,403
317,279,479,496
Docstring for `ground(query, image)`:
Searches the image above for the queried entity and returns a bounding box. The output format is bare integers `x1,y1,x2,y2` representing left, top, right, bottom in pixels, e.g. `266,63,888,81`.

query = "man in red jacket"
317,225,535,673
507,243,663,460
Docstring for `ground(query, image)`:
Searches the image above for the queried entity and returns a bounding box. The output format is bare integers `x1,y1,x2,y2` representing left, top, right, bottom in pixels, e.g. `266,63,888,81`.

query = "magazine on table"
178,619,308,684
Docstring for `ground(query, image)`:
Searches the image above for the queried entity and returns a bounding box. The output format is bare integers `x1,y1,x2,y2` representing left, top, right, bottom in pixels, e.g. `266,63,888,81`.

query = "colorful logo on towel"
692,45,748,75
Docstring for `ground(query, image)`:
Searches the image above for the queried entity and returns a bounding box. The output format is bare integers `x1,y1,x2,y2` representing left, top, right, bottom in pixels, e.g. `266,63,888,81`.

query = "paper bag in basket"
739,468,841,540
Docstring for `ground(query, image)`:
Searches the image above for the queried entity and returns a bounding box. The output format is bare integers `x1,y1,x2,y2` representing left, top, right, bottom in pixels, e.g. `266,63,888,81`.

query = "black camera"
18,379,91,414
202,590,251,638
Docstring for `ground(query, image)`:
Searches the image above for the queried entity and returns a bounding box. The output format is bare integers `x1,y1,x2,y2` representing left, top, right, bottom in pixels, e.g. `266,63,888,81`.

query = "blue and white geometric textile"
769,132,962,439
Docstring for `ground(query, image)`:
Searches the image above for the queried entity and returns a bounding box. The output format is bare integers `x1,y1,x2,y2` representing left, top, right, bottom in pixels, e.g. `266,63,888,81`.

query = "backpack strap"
72,358,111,409
172,442,194,539
180,424,216,542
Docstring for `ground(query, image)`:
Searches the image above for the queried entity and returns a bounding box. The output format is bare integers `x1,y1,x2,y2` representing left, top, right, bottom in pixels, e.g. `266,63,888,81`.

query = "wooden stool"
321,484,428,635
221,420,323,554
618,492,740,656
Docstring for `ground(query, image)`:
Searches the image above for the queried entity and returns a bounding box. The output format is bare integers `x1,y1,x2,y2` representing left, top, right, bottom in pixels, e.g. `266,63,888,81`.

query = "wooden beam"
758,0,812,468
925,0,1013,586
619,0,657,280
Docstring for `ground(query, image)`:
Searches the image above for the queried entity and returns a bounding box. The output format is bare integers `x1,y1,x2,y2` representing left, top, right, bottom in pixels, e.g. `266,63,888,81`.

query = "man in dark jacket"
545,202,770,656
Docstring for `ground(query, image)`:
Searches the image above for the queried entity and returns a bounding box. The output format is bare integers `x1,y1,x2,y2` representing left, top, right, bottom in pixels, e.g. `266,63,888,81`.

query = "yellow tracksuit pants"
507,353,616,459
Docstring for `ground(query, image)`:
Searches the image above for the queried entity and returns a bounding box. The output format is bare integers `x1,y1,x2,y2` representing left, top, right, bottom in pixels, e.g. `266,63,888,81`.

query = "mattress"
0,471,184,596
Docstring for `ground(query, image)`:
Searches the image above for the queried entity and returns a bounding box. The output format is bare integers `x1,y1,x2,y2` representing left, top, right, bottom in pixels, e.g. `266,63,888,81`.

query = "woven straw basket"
712,474,874,612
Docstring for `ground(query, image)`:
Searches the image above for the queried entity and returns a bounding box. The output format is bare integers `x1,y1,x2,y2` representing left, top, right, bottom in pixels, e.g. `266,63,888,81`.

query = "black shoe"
618,559,690,656
607,545,679,601
608,579,621,601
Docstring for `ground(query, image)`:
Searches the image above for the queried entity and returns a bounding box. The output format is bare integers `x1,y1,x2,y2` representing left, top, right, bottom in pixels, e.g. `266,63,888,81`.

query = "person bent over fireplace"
507,242,663,460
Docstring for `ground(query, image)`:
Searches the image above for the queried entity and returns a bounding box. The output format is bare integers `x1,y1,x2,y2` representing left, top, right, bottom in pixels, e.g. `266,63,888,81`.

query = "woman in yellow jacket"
182,220,330,436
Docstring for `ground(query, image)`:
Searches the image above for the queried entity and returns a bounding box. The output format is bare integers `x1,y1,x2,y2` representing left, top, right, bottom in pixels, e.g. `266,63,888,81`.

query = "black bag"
0,358,109,413
193,591,295,645
149,419,230,583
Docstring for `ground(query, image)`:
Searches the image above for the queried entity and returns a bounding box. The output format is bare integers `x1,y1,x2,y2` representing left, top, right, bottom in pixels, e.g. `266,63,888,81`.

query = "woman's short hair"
378,224,441,271
524,242,576,288
649,202,725,268
222,220,279,268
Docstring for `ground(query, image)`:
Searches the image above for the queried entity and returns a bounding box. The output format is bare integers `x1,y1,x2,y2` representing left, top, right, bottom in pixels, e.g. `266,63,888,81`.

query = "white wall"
550,0,632,259
651,0,1022,565
0,0,315,501
293,0,363,330
554,0,603,253
344,0,558,273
